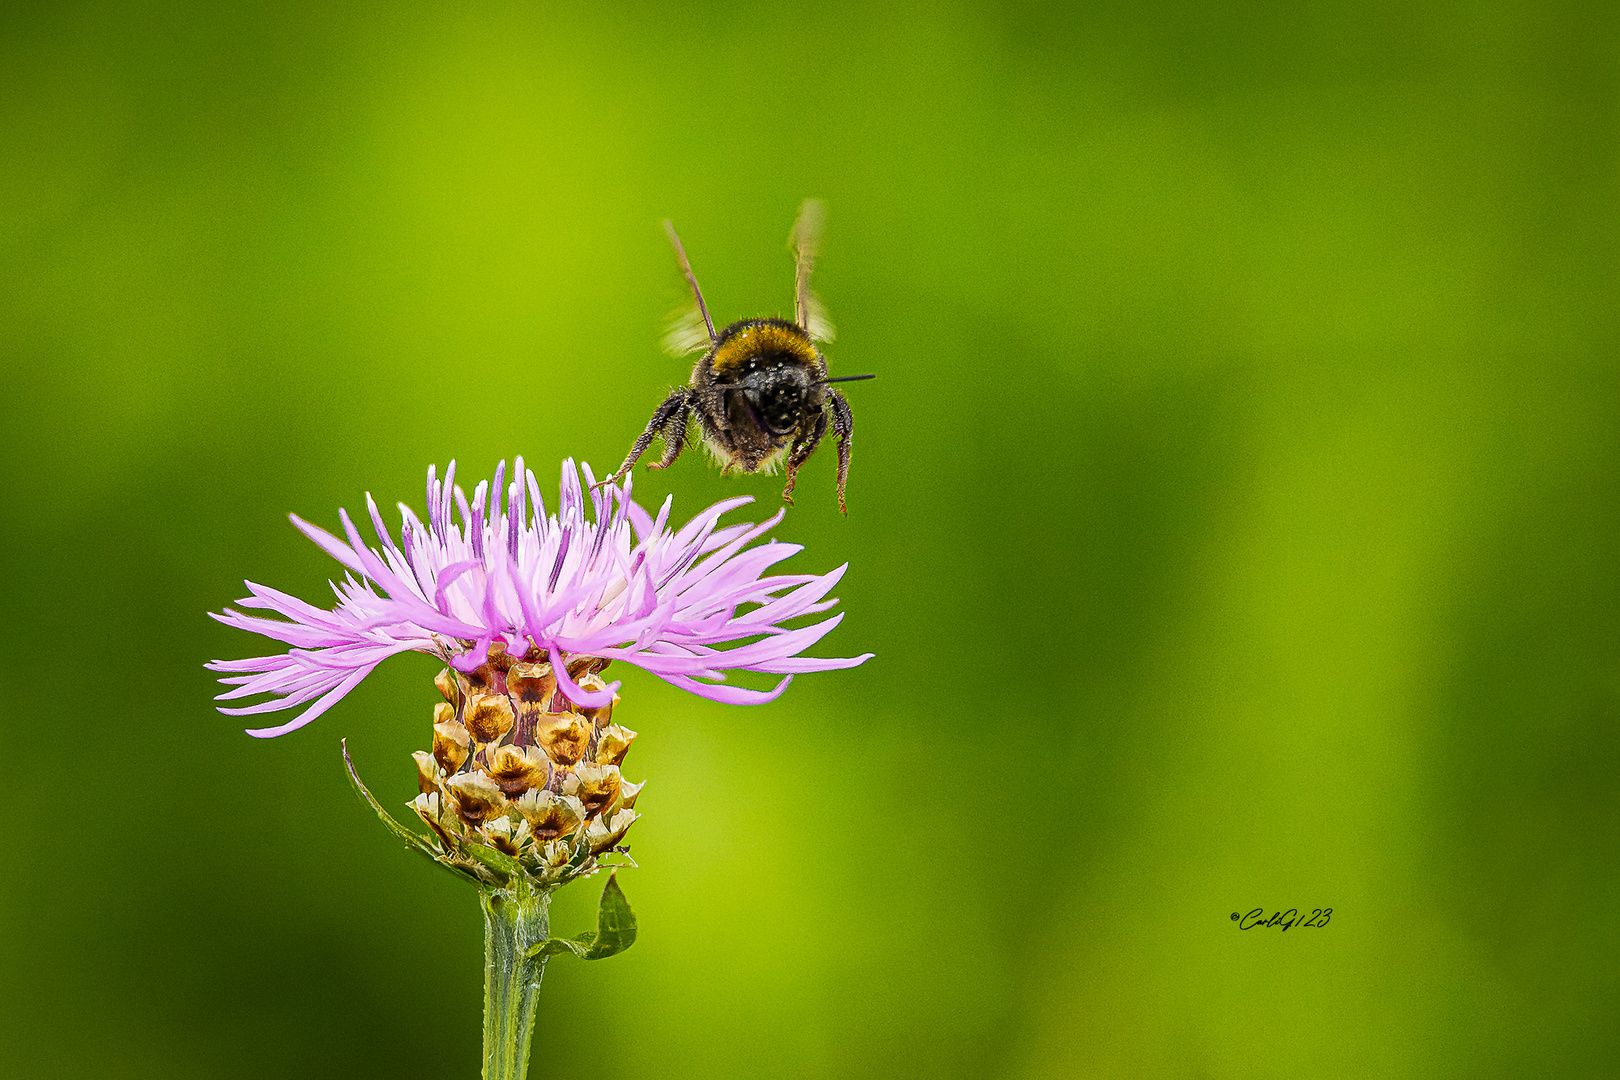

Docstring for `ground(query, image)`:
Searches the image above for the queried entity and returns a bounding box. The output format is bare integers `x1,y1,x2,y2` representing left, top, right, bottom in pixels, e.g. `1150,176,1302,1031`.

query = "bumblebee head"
739,366,814,436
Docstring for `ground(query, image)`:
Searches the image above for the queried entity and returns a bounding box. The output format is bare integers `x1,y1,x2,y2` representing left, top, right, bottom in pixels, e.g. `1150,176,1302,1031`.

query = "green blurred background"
3,1,1617,1076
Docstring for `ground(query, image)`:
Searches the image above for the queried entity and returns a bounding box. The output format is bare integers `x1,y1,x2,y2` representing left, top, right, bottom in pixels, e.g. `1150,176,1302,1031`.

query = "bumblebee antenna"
664,219,717,345
817,374,875,385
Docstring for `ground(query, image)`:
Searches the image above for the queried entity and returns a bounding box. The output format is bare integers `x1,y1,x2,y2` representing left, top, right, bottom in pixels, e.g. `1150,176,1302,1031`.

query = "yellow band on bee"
710,322,819,378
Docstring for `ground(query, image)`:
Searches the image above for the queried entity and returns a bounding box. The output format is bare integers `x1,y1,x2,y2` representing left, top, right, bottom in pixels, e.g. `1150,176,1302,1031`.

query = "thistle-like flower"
208,457,871,737
359,653,644,890
208,458,870,1079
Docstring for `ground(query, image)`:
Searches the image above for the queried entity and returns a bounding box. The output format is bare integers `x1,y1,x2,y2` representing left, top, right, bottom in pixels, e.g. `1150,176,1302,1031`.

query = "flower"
209,458,872,737
345,653,642,890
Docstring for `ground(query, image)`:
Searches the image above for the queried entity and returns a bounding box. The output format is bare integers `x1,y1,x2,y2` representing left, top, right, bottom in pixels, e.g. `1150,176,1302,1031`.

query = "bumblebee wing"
791,198,835,343
662,302,713,357
802,290,836,344
661,218,717,357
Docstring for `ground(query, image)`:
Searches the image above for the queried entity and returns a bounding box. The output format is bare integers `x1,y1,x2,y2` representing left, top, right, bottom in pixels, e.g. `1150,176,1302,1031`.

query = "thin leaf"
342,739,482,885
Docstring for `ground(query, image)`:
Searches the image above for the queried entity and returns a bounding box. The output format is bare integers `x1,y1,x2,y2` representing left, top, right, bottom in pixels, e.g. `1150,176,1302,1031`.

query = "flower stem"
481,881,552,1080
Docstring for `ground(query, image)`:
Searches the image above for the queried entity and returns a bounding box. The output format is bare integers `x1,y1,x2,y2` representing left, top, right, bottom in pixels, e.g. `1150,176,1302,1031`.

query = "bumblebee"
604,199,873,513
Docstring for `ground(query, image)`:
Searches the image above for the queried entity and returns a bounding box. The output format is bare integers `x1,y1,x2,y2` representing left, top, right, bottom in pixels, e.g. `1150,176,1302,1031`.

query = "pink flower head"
209,458,872,737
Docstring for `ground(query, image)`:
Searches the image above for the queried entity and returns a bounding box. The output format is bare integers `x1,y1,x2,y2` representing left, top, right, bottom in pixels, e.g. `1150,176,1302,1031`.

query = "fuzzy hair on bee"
603,199,873,514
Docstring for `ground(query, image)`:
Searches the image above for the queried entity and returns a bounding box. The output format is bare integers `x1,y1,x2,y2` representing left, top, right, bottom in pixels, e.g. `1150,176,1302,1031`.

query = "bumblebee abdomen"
710,318,821,379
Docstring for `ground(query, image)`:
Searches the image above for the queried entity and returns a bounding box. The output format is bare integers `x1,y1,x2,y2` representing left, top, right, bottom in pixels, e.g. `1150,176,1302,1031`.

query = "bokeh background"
3,1,1618,1076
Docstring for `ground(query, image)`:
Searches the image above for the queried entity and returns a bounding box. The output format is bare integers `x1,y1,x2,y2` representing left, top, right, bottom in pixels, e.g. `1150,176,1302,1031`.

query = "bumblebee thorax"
709,318,822,380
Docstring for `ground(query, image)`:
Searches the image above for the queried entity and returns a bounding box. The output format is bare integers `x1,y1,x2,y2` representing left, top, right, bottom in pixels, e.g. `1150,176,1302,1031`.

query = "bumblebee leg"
647,403,690,470
781,409,829,506
606,390,690,484
828,389,854,515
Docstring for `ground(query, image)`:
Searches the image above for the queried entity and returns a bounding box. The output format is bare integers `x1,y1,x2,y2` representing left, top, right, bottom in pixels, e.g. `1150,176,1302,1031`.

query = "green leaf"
526,872,638,961
342,739,482,886
584,873,637,958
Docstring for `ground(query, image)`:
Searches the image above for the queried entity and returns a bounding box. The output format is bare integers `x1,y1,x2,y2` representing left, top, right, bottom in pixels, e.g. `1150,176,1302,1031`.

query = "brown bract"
464,693,515,744
432,721,471,772
486,744,551,796
447,771,508,824
412,750,442,795
587,808,639,854
400,660,643,889
566,764,622,817
534,712,591,767
514,791,585,841
593,724,636,766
